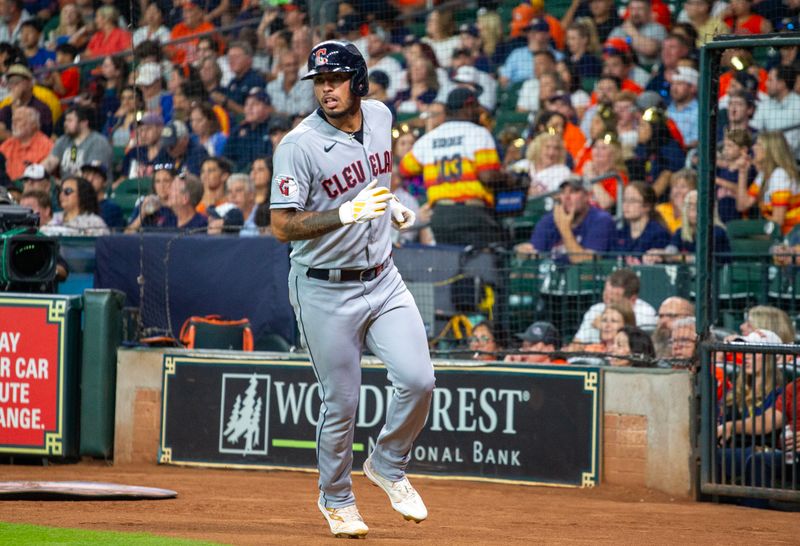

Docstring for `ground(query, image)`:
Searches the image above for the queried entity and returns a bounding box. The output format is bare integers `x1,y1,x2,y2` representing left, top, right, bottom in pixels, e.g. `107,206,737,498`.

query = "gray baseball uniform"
270,99,435,509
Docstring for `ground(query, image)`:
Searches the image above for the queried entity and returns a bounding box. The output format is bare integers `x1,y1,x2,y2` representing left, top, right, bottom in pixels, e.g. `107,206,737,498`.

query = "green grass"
0,522,225,545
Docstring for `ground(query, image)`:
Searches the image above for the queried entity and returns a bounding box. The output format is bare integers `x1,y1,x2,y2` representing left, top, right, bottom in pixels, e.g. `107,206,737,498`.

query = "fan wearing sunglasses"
41,176,109,237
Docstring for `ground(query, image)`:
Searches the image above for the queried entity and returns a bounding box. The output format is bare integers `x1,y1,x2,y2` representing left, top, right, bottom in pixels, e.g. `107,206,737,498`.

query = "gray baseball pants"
288,263,435,509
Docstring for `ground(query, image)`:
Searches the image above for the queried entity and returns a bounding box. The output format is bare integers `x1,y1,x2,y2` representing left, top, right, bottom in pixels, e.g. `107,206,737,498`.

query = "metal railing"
700,341,799,502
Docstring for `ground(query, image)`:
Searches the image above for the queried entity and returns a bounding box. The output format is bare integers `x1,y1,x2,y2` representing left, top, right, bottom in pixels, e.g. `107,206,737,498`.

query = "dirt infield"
1,462,799,544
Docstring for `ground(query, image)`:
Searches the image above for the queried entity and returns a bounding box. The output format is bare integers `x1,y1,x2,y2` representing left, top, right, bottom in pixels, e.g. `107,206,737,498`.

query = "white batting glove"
338,180,392,225
389,196,416,230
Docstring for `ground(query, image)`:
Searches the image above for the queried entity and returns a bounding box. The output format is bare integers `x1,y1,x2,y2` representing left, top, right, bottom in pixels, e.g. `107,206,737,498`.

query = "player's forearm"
271,209,343,242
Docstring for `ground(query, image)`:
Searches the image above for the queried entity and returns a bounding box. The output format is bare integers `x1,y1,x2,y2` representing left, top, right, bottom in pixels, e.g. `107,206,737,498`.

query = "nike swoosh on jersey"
324,142,337,153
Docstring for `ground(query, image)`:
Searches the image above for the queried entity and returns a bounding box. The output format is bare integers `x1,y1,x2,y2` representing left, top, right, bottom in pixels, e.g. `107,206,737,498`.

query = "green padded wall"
79,289,125,458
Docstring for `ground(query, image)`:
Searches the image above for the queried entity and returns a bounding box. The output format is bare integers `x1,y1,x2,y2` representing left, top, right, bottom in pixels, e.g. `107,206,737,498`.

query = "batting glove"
389,196,416,230
338,180,393,225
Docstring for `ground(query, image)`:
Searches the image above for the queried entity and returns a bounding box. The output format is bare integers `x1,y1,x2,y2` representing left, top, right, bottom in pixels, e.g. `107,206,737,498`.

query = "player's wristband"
338,201,355,226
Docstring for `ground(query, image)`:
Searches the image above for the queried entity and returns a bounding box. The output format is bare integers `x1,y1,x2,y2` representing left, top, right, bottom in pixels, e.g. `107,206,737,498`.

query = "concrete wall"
602,368,694,497
114,349,695,497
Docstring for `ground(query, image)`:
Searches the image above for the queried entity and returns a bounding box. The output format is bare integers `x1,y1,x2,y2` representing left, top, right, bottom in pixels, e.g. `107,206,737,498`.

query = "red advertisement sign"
0,302,62,452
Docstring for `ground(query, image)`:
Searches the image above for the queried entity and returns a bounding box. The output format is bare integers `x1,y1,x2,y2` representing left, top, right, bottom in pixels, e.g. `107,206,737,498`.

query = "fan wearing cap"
169,2,216,65
607,0,667,67
44,106,112,179
0,106,53,180
119,112,166,183
266,50,316,117
450,54,497,111
516,176,615,264
499,16,564,87
0,64,53,138
125,163,178,233
19,163,51,196
162,119,209,176
400,87,507,248
666,66,699,148
504,321,566,365
135,62,174,123
81,160,124,229
599,39,647,94
222,87,273,172
457,23,491,74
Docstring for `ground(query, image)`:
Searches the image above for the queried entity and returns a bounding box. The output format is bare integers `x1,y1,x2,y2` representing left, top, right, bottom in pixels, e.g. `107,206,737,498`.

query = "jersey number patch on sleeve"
276,175,298,198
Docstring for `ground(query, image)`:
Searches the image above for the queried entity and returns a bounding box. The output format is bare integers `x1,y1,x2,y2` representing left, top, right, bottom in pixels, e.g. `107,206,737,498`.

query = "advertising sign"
0,295,80,456
160,355,600,487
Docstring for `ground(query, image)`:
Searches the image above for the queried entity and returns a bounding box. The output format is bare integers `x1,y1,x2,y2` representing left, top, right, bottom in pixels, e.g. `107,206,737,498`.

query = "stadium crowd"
0,0,798,367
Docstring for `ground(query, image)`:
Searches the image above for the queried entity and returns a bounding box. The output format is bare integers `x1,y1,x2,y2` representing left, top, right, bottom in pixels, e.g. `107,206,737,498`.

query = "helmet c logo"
315,48,328,67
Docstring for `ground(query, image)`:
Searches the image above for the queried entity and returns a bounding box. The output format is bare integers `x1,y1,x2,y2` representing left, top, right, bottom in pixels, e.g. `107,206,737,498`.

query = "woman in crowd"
525,131,571,198
469,321,499,362
125,164,178,232
86,6,132,59
716,329,785,484
555,61,590,120
633,106,686,198
565,19,602,79
199,57,226,102
573,103,615,173
656,169,697,234
736,131,800,235
577,300,636,354
133,3,170,47
644,190,732,263
249,156,271,206
614,181,671,258
46,3,90,50
609,325,656,367
104,86,143,149
43,177,109,237
582,131,628,211
422,9,460,67
394,57,440,114
517,70,561,115
190,102,228,158
99,56,130,130
741,305,797,344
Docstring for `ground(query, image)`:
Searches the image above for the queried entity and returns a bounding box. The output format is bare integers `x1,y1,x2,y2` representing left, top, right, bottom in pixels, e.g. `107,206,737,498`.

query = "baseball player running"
270,40,435,538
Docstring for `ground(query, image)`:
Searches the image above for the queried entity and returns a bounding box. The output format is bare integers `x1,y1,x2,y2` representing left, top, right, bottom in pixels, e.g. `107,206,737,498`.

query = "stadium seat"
725,219,781,256
715,262,770,330
633,264,684,309
768,264,800,314
494,110,529,137
110,178,151,221
497,81,525,112
506,255,544,333
503,195,552,245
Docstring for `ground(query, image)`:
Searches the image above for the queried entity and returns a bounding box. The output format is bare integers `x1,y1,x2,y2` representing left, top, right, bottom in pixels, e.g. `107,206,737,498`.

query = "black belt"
307,256,392,282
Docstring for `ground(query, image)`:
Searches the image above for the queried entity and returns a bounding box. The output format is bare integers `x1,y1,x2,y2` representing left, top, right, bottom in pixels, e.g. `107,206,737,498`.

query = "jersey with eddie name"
270,99,394,270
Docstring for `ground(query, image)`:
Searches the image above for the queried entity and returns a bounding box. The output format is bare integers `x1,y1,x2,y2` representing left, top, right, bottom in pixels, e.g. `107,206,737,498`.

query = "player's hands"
338,180,392,225
389,196,416,230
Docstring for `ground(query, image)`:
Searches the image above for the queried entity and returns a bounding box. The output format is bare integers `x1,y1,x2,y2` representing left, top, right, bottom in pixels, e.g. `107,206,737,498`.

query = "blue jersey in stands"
531,206,615,262
614,219,671,254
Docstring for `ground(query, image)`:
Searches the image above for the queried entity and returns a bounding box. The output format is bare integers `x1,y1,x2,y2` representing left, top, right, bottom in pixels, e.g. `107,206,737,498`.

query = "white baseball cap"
135,63,162,86
21,163,47,180
452,66,484,95
672,66,699,87
732,329,783,345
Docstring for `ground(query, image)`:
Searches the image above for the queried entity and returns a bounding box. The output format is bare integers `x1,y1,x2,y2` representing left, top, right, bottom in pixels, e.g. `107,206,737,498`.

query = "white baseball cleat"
318,500,369,538
363,457,428,523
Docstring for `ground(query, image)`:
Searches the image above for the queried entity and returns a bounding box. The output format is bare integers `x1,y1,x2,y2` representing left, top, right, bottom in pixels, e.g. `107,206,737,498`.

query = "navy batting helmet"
302,40,369,97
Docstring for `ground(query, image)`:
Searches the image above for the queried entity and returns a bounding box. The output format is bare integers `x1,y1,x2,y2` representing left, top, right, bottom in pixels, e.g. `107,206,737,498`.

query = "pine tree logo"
219,373,271,456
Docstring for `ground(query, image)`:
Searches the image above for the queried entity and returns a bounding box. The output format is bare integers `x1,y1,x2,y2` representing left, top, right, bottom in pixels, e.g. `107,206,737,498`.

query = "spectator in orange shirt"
85,6,132,58
543,92,586,160
170,2,216,66
0,106,53,180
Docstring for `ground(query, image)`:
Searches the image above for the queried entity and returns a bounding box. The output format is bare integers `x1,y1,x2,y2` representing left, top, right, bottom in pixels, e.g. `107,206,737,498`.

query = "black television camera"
0,204,59,293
